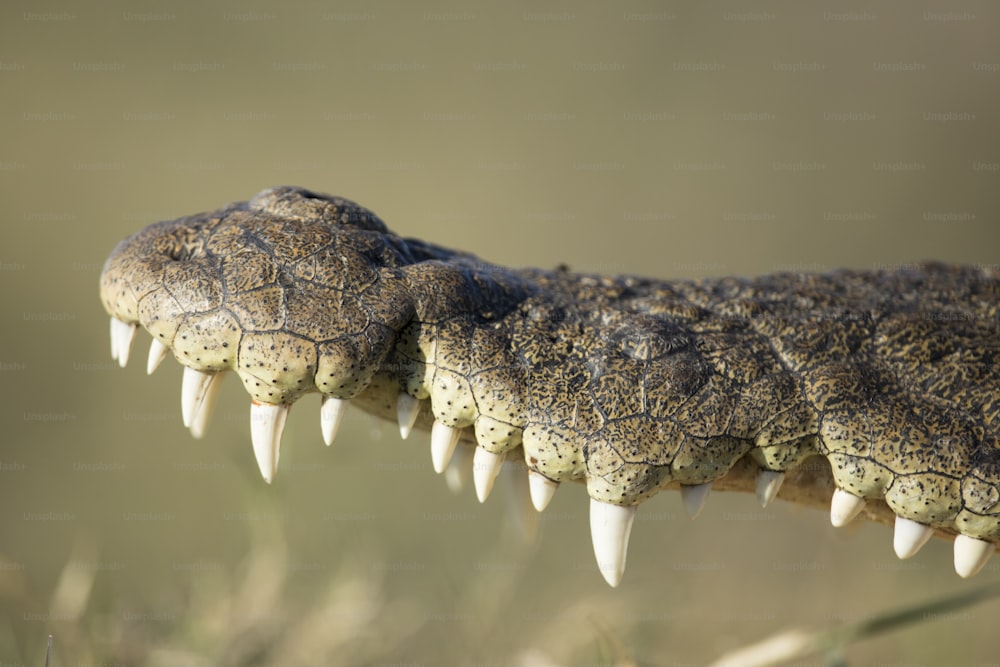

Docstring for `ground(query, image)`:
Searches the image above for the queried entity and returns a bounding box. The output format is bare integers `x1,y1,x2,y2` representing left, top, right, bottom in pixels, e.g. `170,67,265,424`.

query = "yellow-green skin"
100,186,1000,546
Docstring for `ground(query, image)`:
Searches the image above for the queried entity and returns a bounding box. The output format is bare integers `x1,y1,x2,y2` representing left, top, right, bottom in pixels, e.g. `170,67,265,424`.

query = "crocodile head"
100,186,1000,586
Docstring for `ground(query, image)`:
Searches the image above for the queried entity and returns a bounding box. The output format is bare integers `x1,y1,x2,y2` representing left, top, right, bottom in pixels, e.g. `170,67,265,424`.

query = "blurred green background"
2,0,999,664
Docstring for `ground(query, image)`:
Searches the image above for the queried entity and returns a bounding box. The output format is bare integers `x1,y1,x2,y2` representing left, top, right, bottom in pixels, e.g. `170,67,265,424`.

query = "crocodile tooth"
181,367,215,429
680,482,712,519
754,470,784,508
527,470,559,512
320,396,349,446
589,499,637,588
189,372,224,439
893,516,934,559
953,534,993,578
430,420,461,473
472,448,505,503
396,392,420,439
250,401,289,484
110,318,137,368
118,322,137,367
829,488,866,527
109,317,118,359
444,444,472,494
146,338,169,375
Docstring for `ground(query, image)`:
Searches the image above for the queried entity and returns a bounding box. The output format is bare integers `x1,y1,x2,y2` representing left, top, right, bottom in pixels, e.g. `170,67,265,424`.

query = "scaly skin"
100,186,1000,584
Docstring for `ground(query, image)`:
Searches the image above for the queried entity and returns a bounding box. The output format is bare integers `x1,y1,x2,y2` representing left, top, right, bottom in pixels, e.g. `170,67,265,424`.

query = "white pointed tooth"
472,448,505,503
954,534,994,578
444,444,473,494
527,470,559,512
320,397,349,446
589,499,637,588
396,392,420,439
755,470,785,508
181,367,215,429
893,516,934,559
110,318,137,368
109,317,120,360
189,372,224,439
430,420,461,473
680,482,712,519
250,401,289,484
146,338,169,375
829,488,866,527
119,323,137,368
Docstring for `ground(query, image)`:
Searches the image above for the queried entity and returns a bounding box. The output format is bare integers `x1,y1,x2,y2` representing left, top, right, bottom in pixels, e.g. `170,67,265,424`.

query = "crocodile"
99,186,1000,587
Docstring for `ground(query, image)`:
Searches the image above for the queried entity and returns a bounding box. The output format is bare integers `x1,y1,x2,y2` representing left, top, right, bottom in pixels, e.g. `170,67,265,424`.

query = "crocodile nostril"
168,245,199,261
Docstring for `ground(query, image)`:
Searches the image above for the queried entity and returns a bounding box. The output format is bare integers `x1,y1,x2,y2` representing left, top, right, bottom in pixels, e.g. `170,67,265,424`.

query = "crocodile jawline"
99,186,1000,586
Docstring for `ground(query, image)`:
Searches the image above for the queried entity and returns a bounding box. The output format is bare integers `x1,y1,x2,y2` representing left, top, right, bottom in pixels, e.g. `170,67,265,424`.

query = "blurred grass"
2,0,1000,664
13,525,1000,665
712,581,1000,667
